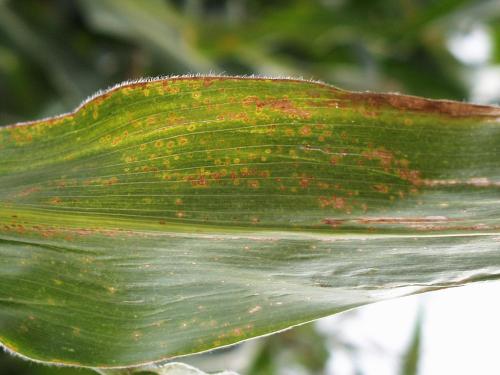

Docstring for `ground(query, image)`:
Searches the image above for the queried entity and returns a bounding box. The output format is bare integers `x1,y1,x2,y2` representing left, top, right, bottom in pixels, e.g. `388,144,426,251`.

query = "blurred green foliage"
0,0,498,374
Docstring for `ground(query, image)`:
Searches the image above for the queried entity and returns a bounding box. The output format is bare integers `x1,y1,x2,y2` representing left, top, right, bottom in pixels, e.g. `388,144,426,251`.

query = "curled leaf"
96,361,238,375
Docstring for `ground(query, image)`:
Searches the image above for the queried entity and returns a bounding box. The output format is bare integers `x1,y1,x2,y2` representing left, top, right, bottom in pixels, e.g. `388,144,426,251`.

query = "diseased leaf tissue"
0,77,499,367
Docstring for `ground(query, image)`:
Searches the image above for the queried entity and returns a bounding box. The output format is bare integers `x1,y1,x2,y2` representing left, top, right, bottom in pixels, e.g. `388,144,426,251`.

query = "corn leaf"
0,76,499,369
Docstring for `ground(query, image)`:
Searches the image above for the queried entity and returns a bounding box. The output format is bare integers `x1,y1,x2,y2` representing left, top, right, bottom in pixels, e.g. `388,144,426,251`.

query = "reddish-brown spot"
333,196,346,209
340,90,500,117
398,169,423,186
16,187,41,197
248,180,260,189
202,77,216,87
363,148,393,170
322,218,343,228
242,96,311,119
226,112,250,122
373,183,390,193
104,177,119,186
306,99,340,108
319,195,347,210
299,177,310,189
357,216,450,225
330,156,342,166
187,174,208,187
50,197,61,205
300,126,312,136
242,96,259,106
112,136,123,146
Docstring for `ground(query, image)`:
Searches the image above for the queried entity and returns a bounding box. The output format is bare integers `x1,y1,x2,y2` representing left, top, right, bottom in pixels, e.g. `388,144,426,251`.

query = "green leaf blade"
0,76,499,367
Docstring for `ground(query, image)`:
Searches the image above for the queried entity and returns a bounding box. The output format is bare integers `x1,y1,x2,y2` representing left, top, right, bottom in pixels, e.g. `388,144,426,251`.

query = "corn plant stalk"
0,76,499,371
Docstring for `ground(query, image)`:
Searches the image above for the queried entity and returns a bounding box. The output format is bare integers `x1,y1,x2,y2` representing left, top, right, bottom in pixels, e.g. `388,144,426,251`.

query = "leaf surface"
0,76,499,368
